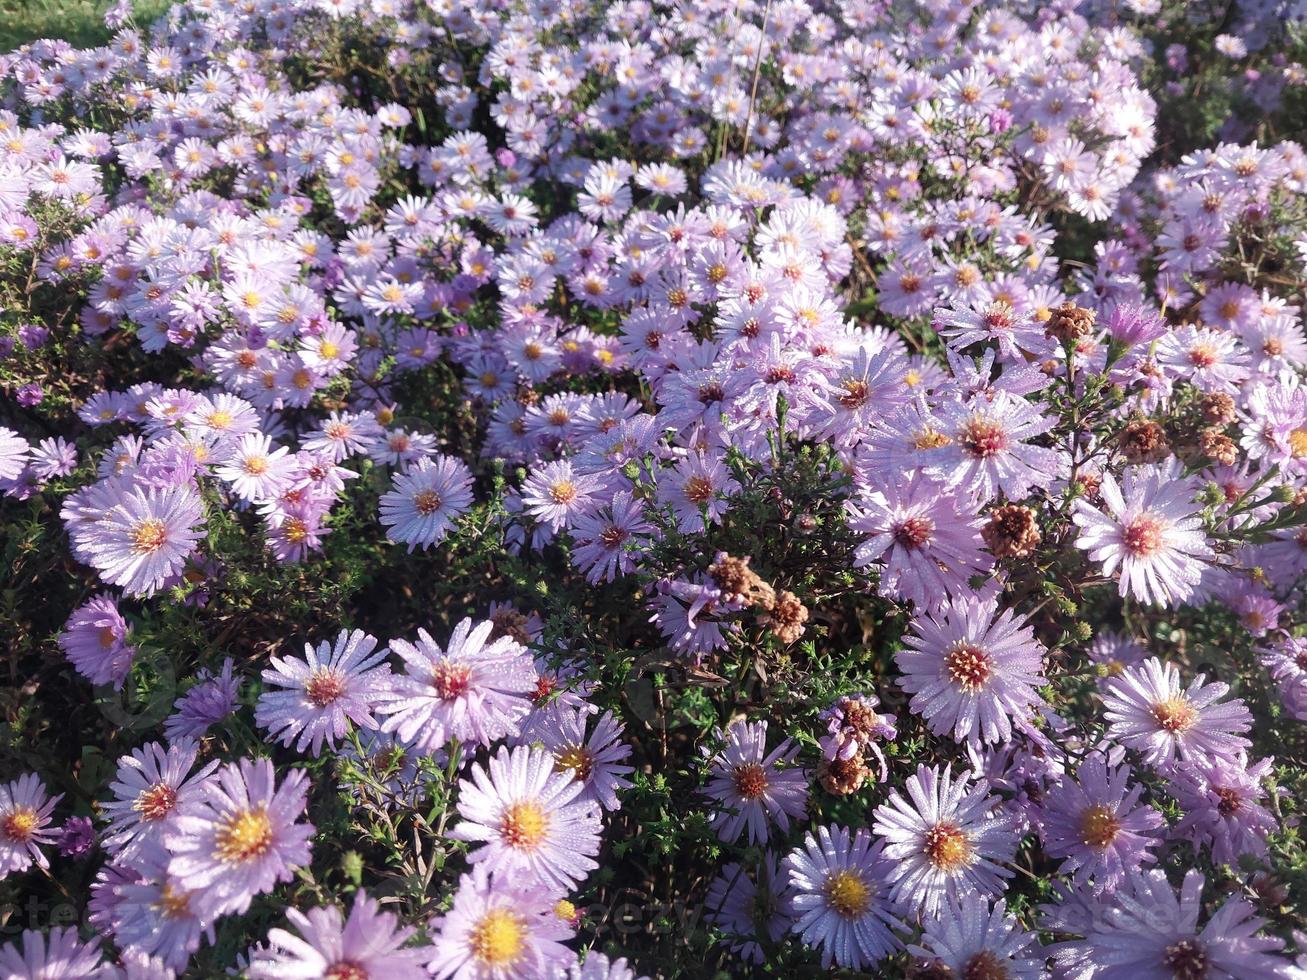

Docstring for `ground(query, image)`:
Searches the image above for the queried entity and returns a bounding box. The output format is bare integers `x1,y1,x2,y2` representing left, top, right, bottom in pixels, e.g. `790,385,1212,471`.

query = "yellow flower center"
823,869,871,919
1151,697,1197,734
555,745,594,783
924,822,974,871
500,801,549,850
1,807,38,842
136,781,178,821
470,908,526,966
1080,804,1121,849
214,807,273,863
131,518,169,554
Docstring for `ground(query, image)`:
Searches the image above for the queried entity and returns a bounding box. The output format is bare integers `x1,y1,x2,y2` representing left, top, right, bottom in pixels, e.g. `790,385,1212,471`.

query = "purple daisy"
164,658,240,740
0,929,106,979
1039,752,1164,893
81,483,205,597
0,773,61,879
566,952,649,980
102,737,218,862
703,720,809,845
704,855,793,966
783,824,905,970
107,850,214,971
1072,462,1213,606
379,454,475,552
872,764,1016,915
427,866,576,979
845,471,990,611
897,595,1047,746
165,758,314,919
248,890,429,979
0,427,30,481
1082,869,1292,979
377,618,536,753
255,629,392,757
58,592,138,689
923,392,1064,504
520,459,605,532
1169,755,1276,865
909,892,1044,979
450,744,601,894
532,707,634,812
1101,658,1252,768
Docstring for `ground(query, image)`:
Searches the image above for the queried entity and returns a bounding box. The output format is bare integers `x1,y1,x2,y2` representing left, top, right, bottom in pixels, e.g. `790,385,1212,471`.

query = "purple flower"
532,707,634,812
451,744,601,894
377,618,536,753
0,426,32,481
1080,869,1292,978
521,459,605,532
898,595,1047,747
923,392,1064,504
105,850,213,971
16,382,43,407
102,738,218,862
0,929,106,979
873,764,1016,915
1169,755,1276,865
379,454,475,551
1102,658,1252,768
56,816,97,859
248,891,429,979
58,592,137,689
427,866,576,979
909,892,1044,979
703,720,808,845
1073,462,1213,607
0,773,61,878
256,629,392,756
164,658,240,741
166,758,314,918
783,824,904,970
845,471,990,611
704,856,793,965
1039,753,1164,893
79,482,205,597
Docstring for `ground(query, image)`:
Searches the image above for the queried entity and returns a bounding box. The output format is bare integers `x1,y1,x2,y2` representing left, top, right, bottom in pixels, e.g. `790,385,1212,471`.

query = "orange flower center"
923,821,974,871
944,643,993,693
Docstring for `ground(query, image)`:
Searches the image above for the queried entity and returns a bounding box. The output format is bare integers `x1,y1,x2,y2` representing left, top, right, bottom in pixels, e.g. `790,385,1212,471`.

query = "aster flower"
0,427,30,481
166,758,314,918
1039,752,1164,893
923,392,1063,503
215,432,297,502
377,618,536,753
521,459,605,532
0,929,108,979
58,592,137,689
248,891,429,979
704,856,793,966
533,707,634,812
783,824,904,970
0,773,61,878
451,744,601,894
1101,658,1252,768
427,866,575,979
1169,755,1276,865
107,850,214,971
81,483,205,597
102,738,218,861
256,629,392,756
164,658,240,741
379,454,475,552
1082,869,1292,978
897,595,1047,746
1072,462,1214,606
703,720,809,845
872,764,1016,915
845,472,990,611
909,893,1044,979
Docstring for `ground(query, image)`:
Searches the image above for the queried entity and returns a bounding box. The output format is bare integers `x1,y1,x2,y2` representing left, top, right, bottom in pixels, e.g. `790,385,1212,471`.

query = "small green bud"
1201,482,1226,507
341,851,363,885
1271,484,1297,504
1074,621,1093,642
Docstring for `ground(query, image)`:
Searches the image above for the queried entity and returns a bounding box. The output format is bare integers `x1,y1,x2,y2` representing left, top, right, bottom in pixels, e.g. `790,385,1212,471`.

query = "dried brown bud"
1199,428,1237,466
488,608,532,646
759,589,808,645
707,553,775,609
1200,392,1236,426
1074,471,1103,502
1119,418,1170,464
982,504,1042,559
817,752,869,796
515,385,540,408
1045,302,1097,343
